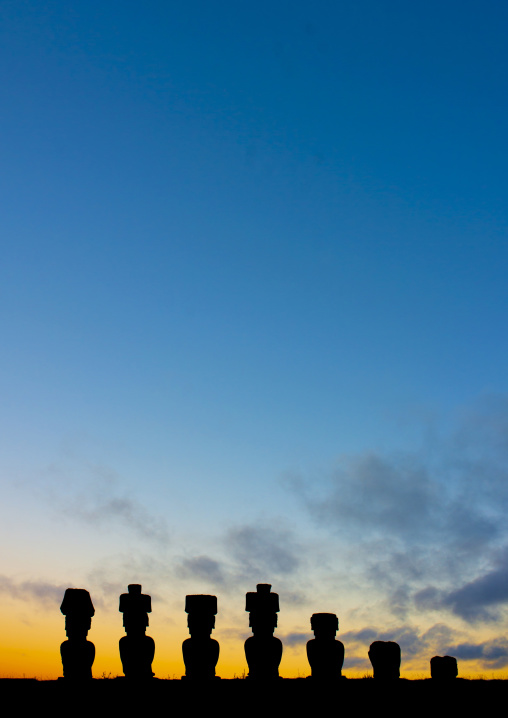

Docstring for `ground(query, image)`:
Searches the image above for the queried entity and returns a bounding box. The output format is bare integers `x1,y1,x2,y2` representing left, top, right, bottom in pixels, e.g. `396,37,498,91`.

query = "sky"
1,0,508,678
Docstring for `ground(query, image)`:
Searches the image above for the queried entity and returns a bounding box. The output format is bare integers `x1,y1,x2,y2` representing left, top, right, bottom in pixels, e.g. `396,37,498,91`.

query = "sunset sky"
2,0,508,679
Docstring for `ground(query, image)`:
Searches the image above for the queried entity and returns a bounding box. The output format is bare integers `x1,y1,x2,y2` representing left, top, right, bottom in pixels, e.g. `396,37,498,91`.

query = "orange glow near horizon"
0,593,505,680
0,612,505,680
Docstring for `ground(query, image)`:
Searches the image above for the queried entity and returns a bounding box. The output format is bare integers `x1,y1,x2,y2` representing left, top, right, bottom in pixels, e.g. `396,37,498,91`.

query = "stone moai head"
310,613,339,640
185,595,217,638
119,584,152,634
430,655,458,679
60,588,95,641
245,584,279,636
368,640,401,679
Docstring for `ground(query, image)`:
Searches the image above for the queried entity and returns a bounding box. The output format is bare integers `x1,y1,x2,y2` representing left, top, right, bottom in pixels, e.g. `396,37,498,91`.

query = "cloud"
289,396,508,624
44,458,171,546
226,523,301,577
66,495,170,545
445,638,508,669
415,550,508,622
281,632,310,647
170,522,306,600
0,575,70,606
176,556,227,586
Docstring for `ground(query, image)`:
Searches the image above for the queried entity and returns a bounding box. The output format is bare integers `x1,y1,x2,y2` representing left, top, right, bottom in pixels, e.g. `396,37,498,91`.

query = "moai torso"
306,613,344,680
60,588,95,680
368,640,401,679
244,584,282,680
182,594,220,680
430,655,458,679
119,584,155,679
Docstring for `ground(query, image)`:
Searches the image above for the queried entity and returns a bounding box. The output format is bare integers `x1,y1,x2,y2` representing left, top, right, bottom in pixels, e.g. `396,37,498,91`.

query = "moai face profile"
245,584,280,637
310,613,339,640
60,588,95,680
61,588,95,641
182,594,220,680
430,655,458,679
119,583,152,635
185,594,217,639
368,640,401,679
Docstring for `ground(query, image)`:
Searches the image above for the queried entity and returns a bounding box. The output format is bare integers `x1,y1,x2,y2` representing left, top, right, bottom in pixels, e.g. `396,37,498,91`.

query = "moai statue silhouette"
244,584,283,680
182,594,220,680
60,588,95,680
368,641,401,679
306,613,345,680
119,584,155,679
430,655,458,679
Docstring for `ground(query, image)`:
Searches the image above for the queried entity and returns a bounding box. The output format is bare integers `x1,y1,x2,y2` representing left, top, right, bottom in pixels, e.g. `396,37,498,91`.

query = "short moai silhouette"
119,584,155,679
60,588,95,680
430,655,458,679
182,594,220,680
368,640,401,679
244,584,283,680
306,613,345,680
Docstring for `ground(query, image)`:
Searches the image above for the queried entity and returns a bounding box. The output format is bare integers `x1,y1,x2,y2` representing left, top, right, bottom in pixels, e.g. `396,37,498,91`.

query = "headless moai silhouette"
430,655,458,679
368,641,401,679
244,584,283,680
119,584,155,679
60,588,95,680
306,613,345,680
182,594,220,680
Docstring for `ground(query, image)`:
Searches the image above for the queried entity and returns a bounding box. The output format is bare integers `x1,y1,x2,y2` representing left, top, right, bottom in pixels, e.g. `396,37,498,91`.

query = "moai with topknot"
430,655,458,679
60,588,95,680
306,613,345,681
244,584,283,680
119,584,155,679
368,640,401,679
182,594,220,680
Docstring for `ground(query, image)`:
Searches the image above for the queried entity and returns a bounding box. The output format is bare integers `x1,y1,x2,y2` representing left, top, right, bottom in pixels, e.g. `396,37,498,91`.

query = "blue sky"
1,0,508,677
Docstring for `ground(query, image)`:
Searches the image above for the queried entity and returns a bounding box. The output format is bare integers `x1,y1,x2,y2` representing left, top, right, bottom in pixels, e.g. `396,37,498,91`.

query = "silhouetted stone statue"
60,588,95,680
244,584,282,680
182,594,220,680
430,655,458,679
368,641,401,679
119,584,155,679
306,613,345,680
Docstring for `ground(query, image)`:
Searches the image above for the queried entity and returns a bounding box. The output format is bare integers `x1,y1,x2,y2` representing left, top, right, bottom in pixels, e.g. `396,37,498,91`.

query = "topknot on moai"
119,584,155,679
182,594,220,680
368,640,401,679
430,655,458,680
244,584,283,680
60,588,95,680
306,613,345,680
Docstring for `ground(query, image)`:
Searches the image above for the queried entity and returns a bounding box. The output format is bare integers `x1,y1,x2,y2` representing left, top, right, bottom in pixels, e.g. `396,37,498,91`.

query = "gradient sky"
1,0,508,678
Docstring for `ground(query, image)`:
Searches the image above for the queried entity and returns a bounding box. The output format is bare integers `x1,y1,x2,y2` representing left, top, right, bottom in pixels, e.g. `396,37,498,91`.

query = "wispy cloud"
289,396,508,625
226,523,301,577
445,638,508,669
43,457,170,547
415,548,508,622
0,576,69,606
176,556,227,586
65,495,170,545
